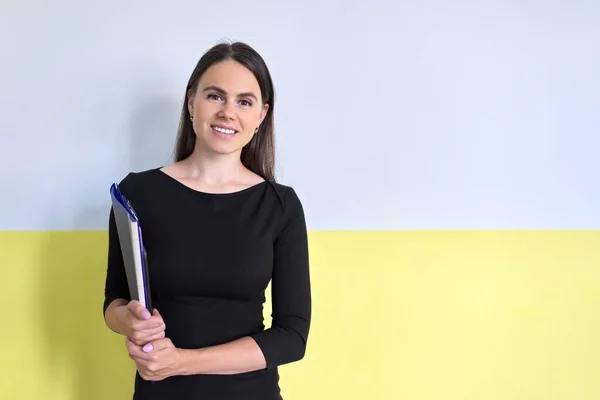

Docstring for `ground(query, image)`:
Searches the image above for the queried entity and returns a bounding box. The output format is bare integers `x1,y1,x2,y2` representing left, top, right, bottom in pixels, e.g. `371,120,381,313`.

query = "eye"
238,99,252,107
207,93,223,102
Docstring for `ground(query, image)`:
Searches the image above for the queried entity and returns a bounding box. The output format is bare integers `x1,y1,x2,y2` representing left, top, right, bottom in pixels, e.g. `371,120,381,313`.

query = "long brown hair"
174,41,276,181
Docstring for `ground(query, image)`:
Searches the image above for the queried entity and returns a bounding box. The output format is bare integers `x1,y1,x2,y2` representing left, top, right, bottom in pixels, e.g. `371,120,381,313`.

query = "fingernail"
143,343,153,352
142,311,150,319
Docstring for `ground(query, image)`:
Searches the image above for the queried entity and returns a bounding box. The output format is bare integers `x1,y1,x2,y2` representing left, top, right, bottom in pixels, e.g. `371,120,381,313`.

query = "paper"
110,183,153,312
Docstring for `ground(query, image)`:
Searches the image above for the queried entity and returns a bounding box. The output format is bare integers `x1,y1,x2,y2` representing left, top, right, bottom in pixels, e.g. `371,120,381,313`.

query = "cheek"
194,99,219,118
242,110,262,127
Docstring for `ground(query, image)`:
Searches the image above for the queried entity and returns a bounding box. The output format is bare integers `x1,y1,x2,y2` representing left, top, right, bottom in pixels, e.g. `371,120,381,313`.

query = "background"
1,0,599,399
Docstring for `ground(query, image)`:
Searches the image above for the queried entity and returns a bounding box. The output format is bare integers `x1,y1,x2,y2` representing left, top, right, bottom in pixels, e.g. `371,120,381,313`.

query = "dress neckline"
154,167,268,196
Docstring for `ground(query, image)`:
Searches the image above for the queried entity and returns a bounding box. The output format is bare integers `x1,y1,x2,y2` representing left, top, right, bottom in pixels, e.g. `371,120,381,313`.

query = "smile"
211,125,238,135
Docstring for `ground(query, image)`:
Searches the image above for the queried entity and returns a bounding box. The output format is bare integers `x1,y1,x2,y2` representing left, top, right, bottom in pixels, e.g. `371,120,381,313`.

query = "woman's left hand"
125,337,181,381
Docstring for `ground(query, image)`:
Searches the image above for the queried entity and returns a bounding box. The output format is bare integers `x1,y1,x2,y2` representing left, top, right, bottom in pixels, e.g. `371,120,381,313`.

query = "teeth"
212,126,236,135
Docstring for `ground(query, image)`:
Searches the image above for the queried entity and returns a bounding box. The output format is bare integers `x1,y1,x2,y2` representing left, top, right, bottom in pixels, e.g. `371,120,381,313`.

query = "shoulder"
267,181,305,218
267,182,308,240
116,167,163,199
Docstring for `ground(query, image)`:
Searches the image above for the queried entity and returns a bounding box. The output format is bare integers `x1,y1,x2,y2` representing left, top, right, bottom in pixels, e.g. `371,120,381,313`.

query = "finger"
125,336,141,353
127,336,163,360
130,354,149,364
126,341,151,361
137,368,158,382
125,336,136,350
142,337,172,353
131,347,159,362
133,313,165,328
130,330,165,347
127,300,151,320
152,309,165,326
130,323,166,341
131,318,164,334
130,326,165,345
151,309,166,327
145,330,166,344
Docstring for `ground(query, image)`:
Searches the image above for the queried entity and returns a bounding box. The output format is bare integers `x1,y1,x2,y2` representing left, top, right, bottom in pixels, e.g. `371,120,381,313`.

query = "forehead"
198,59,261,95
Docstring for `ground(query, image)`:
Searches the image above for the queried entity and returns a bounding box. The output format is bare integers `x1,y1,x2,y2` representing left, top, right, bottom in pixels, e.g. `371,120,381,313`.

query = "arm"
175,336,266,375
103,206,133,334
103,189,165,344
171,187,312,375
105,298,130,335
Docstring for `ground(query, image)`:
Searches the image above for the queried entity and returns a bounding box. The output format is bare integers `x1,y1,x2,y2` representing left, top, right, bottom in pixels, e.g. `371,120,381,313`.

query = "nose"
217,100,236,120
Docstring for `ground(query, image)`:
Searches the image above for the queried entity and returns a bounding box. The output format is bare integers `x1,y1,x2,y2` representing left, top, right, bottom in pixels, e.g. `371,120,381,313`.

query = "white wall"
1,0,598,230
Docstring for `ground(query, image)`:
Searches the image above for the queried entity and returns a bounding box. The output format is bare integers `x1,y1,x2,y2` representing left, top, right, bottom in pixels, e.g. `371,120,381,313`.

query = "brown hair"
174,41,276,181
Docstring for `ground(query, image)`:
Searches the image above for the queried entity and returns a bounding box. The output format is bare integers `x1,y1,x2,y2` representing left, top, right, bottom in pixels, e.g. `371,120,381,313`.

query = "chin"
209,145,243,155
197,135,248,156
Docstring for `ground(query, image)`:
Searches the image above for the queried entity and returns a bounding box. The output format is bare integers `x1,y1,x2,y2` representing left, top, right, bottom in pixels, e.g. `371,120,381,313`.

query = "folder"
110,183,153,312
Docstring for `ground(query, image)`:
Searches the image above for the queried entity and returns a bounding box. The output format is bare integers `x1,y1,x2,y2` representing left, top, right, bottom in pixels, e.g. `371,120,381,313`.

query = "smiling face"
188,59,269,156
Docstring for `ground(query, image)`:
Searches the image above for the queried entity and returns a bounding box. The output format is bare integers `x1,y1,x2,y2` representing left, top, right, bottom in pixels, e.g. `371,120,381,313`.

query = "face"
188,59,269,156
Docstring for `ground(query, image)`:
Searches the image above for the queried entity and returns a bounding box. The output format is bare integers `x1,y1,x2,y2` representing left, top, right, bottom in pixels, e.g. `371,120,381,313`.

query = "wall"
1,1,599,399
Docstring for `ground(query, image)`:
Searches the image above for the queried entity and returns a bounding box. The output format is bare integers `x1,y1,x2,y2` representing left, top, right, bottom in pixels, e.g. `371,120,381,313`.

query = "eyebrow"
202,85,258,101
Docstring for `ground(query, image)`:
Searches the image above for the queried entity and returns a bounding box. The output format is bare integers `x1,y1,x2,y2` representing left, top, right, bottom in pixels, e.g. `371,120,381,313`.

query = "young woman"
103,41,311,400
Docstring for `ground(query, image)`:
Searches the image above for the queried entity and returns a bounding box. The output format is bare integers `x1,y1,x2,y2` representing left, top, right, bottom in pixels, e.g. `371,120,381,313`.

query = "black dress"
103,168,312,400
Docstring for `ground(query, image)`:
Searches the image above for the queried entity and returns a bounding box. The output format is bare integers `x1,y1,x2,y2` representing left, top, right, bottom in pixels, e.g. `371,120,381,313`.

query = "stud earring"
255,127,259,133
190,115,194,121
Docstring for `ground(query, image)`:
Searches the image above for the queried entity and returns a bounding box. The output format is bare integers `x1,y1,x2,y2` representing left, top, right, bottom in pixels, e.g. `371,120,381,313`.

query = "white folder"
110,183,153,312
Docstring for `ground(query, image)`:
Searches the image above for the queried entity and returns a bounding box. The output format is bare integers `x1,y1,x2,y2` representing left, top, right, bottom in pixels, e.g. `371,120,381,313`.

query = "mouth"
211,125,238,136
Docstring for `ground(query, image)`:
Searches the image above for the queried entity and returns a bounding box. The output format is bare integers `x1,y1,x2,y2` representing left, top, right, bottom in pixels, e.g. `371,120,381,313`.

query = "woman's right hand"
117,300,166,346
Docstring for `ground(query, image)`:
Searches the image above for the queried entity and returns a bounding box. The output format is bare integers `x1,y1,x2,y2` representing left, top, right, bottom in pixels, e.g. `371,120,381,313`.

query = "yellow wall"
1,230,599,399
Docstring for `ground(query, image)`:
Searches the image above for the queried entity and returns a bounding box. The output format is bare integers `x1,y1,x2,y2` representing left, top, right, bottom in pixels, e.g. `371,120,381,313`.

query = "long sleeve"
103,176,134,316
250,187,312,368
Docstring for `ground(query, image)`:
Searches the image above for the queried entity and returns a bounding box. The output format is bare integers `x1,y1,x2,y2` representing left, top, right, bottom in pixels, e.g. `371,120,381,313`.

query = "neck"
183,146,246,185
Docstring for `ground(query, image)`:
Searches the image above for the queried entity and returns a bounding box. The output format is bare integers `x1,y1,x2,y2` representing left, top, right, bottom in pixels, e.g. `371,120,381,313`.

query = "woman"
103,41,311,400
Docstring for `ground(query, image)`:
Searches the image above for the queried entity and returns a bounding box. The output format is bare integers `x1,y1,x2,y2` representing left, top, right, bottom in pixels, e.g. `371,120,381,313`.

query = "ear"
259,103,269,124
187,89,195,116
